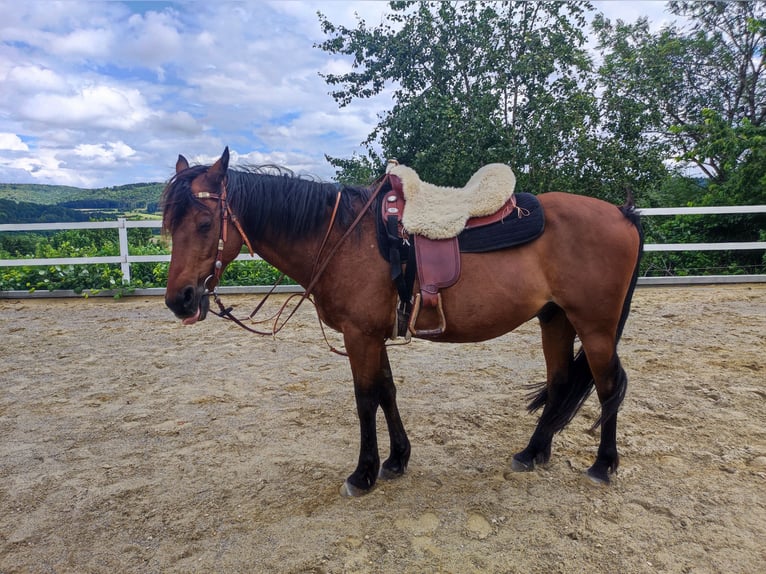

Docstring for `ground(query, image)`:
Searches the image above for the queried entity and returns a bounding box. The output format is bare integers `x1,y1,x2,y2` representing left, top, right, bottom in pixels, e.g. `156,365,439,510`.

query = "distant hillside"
0,198,90,223
0,183,85,205
0,182,164,207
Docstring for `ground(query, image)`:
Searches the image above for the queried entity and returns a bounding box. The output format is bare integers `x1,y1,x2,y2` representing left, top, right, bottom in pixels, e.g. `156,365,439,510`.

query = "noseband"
193,179,255,295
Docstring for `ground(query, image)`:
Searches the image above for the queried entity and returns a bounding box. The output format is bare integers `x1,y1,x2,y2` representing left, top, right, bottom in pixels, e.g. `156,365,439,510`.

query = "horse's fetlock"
347,468,376,493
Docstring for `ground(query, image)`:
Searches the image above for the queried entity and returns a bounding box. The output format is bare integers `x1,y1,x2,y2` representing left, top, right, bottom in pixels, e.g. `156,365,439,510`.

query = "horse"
161,147,643,497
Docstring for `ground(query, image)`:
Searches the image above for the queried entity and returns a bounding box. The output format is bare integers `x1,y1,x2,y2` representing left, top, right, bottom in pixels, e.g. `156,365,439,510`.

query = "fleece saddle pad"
386,163,517,239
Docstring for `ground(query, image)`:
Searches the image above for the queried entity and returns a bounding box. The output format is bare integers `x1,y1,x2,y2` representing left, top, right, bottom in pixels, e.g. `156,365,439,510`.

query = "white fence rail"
1,205,764,297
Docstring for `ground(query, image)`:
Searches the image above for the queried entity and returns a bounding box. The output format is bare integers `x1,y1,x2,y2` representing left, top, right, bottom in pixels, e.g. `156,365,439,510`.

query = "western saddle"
381,161,522,338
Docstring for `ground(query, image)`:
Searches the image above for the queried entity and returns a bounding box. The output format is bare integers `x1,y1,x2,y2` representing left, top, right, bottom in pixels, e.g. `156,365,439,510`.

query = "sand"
1,285,764,573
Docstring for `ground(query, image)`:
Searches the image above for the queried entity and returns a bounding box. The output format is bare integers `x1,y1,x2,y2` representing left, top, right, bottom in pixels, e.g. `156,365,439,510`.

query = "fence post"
118,218,130,284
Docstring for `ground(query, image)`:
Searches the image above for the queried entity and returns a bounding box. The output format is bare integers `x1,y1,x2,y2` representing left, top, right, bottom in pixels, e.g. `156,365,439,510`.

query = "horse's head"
162,147,245,325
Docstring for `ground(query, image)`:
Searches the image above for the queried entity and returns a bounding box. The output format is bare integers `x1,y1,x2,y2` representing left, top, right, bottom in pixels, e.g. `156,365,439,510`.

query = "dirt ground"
0,285,764,574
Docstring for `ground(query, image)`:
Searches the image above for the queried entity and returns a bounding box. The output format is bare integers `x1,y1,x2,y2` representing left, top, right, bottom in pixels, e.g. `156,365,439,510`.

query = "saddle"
386,162,518,239
380,161,544,338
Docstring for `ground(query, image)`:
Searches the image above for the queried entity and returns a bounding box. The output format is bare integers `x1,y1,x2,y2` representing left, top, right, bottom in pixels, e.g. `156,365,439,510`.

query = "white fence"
1,205,764,297
0,219,161,284
637,205,766,285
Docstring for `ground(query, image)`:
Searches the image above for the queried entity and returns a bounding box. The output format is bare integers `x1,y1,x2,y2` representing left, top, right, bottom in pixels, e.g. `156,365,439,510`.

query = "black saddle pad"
458,192,544,253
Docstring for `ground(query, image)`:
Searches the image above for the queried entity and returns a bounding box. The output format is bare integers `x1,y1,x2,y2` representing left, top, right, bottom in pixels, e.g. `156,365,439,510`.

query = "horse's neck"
250,233,325,289
241,185,374,290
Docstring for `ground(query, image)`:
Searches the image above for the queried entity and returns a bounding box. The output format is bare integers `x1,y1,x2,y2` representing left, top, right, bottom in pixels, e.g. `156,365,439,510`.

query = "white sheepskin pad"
386,163,517,239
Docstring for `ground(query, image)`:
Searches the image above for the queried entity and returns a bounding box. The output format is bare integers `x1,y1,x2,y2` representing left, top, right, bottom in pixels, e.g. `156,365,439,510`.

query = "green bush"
0,264,124,293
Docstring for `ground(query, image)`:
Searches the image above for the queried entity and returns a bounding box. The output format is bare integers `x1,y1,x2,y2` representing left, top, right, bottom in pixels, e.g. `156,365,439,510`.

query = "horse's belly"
414,250,549,343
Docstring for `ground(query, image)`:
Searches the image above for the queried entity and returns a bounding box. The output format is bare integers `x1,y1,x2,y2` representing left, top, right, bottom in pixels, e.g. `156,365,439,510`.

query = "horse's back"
536,191,641,264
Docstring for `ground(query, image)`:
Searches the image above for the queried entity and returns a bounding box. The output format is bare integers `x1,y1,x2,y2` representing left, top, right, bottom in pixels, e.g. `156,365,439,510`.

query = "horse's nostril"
182,285,195,307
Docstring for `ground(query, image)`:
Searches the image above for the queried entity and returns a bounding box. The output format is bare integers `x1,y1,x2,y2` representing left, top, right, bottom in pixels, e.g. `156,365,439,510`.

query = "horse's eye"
197,220,212,234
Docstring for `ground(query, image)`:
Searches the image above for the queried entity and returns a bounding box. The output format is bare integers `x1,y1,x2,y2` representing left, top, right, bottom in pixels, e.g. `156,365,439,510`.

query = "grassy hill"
0,183,86,205
0,182,164,207
0,198,90,224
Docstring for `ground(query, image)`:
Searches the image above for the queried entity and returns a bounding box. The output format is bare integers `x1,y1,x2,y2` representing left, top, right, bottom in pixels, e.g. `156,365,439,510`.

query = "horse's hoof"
340,480,371,498
585,467,611,486
510,456,535,472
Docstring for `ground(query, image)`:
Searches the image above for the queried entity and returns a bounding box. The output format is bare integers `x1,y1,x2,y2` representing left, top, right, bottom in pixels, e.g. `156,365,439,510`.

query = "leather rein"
192,174,390,355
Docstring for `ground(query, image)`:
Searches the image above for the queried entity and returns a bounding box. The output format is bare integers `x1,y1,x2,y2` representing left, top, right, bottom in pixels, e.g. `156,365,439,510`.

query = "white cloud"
0,1,397,185
5,65,68,93
155,111,204,135
19,85,151,130
0,133,29,151
74,141,136,162
320,58,354,77
197,31,215,48
2,150,68,183
50,27,114,59
121,11,183,67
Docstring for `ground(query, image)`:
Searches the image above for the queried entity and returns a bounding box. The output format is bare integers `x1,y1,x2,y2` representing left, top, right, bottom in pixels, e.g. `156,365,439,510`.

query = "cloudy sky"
0,1,678,188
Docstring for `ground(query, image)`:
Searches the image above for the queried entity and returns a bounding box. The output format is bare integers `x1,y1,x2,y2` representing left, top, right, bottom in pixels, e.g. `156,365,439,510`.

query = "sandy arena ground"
1,285,764,573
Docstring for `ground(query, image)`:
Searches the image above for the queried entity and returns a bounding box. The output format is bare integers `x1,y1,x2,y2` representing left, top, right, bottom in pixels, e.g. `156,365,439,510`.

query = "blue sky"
0,1,679,188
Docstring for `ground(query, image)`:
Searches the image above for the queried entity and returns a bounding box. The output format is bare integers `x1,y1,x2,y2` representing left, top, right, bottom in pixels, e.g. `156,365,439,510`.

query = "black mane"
161,164,373,240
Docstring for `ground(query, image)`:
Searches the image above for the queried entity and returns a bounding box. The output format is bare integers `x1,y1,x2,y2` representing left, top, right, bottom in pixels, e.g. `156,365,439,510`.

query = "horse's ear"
207,147,230,185
176,154,189,174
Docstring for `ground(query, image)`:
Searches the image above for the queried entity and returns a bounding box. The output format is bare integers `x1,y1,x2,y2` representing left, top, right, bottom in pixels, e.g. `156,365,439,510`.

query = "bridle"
189,172,392,353
192,178,255,295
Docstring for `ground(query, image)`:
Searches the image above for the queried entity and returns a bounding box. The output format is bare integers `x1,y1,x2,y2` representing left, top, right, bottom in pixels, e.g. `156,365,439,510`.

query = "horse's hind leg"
512,304,587,471
578,331,628,484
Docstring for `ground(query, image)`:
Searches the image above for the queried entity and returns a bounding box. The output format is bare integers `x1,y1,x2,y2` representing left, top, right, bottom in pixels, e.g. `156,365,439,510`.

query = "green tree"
318,1,604,195
594,0,766,204
325,150,385,185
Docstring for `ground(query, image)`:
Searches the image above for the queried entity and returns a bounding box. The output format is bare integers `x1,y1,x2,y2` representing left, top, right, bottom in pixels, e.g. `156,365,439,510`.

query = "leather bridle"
192,178,255,296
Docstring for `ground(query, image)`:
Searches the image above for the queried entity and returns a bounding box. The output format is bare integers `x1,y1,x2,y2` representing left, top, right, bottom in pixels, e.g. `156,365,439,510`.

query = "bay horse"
162,147,643,497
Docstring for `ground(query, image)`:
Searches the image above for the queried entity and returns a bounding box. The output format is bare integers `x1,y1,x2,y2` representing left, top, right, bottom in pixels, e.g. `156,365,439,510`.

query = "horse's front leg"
378,346,411,479
341,332,410,497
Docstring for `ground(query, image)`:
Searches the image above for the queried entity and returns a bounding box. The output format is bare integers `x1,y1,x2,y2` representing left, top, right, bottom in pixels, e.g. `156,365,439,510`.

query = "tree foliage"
318,1,765,203
594,0,765,275
318,1,604,195
594,0,766,204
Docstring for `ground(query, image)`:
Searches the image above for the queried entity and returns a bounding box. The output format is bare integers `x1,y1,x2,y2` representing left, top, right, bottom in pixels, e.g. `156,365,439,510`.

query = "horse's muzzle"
165,285,210,325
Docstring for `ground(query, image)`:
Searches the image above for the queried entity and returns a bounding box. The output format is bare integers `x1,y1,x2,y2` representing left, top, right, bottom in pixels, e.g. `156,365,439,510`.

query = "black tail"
525,348,594,434
526,194,644,431
616,194,644,343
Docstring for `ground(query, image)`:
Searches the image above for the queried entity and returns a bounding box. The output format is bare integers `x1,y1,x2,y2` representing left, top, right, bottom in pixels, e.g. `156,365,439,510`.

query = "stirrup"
408,293,447,337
